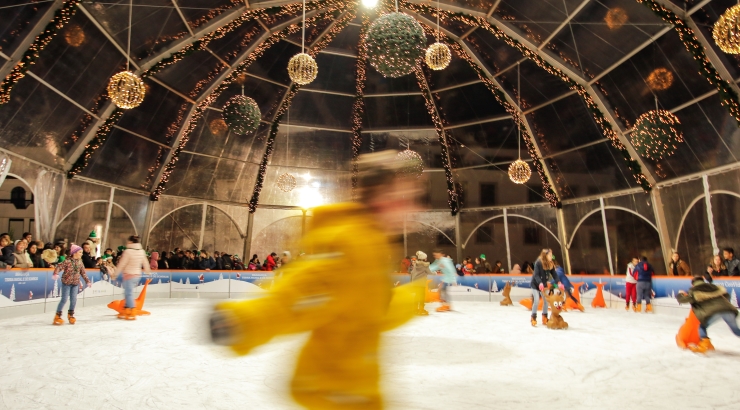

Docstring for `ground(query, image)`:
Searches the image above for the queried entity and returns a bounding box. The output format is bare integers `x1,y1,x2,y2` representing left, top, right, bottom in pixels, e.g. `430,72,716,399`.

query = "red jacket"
265,255,276,271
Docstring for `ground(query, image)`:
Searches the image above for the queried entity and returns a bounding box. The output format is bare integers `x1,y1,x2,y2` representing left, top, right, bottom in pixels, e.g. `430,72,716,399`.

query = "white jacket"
114,243,151,277
626,262,638,284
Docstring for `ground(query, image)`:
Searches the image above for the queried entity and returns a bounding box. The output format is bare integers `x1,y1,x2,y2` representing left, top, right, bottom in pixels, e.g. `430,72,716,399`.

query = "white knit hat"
416,251,427,260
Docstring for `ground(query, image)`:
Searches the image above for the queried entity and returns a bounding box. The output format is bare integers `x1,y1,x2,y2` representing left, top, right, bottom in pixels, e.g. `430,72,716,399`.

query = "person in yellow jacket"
209,150,423,410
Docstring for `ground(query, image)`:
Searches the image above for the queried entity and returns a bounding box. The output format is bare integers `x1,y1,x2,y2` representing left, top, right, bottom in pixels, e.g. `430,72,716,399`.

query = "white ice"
1,300,739,409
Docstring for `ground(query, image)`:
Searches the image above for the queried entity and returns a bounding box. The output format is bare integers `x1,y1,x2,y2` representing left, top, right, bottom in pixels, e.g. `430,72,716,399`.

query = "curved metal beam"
461,213,560,249
567,205,658,249
673,190,740,249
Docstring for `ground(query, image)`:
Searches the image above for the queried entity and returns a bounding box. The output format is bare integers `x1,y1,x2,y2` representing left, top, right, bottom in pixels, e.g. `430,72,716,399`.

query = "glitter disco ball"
631,109,684,161
222,95,261,134
287,53,318,85
508,159,531,184
714,5,740,54
208,118,228,136
396,149,424,178
366,12,426,78
107,71,146,109
276,173,297,192
646,67,674,91
425,42,451,70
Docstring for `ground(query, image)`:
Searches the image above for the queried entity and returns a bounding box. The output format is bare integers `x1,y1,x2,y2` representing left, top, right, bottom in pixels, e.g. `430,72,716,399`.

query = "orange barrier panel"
591,282,607,308
107,279,152,316
564,282,584,311
676,310,701,349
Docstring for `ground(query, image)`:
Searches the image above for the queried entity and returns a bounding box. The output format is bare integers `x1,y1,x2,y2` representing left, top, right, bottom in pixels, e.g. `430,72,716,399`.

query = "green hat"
117,245,125,252
89,230,97,238
480,254,486,259
102,254,112,260
58,255,66,262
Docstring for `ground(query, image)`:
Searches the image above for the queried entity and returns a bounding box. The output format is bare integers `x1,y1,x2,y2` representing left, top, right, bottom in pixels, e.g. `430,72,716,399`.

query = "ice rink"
1,300,739,409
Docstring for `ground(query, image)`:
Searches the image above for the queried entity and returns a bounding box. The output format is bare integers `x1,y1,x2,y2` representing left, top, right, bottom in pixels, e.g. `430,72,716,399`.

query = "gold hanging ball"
508,159,531,184
277,173,297,192
604,7,628,30
714,5,740,54
425,42,451,70
287,53,318,85
396,149,424,178
107,71,146,109
209,118,228,136
64,24,85,47
646,67,674,91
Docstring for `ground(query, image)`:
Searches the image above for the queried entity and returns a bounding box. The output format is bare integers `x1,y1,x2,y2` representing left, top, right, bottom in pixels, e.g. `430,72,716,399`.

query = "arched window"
10,187,27,210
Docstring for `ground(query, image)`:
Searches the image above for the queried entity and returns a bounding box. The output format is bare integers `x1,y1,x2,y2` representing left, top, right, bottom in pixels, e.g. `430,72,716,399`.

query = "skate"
436,304,451,312
416,308,429,316
689,338,715,354
541,314,548,326
625,304,630,311
53,312,64,326
118,308,136,320
646,304,653,313
530,316,537,327
635,304,642,313
67,311,76,325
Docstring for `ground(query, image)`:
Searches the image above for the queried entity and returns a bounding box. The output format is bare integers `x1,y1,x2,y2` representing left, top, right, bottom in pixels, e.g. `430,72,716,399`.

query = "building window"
93,203,107,220
524,227,541,245
480,183,496,206
10,187,27,209
590,231,606,248
477,225,493,244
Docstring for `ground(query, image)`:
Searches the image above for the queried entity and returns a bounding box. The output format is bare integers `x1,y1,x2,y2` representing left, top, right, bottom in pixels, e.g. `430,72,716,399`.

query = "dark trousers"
636,281,652,304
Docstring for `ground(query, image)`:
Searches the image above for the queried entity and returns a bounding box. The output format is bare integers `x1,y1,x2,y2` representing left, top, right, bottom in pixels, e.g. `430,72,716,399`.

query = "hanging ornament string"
436,0,440,42
107,0,145,109
302,0,305,53
126,0,132,72
287,0,318,85
517,62,521,160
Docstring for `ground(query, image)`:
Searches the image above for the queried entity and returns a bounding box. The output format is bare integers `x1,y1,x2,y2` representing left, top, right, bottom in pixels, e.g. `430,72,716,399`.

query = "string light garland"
396,148,424,178
713,4,740,54
604,7,628,30
402,0,651,193
631,107,684,161
636,0,740,126
222,94,261,134
67,109,124,178
425,0,451,70
277,172,297,192
351,14,371,196
366,12,426,77
0,0,81,104
646,67,674,91
107,0,145,109
288,0,318,85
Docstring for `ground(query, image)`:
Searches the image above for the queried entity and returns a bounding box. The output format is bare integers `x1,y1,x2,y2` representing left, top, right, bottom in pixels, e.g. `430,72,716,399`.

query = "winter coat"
554,266,572,290
430,256,457,284
1,245,15,265
634,261,654,282
265,255,277,271
410,260,433,282
29,251,46,268
12,251,33,268
221,255,233,270
150,252,159,270
725,257,740,276
625,262,638,284
81,251,96,269
669,259,691,276
676,282,738,326
198,256,216,270
114,243,151,279
157,258,168,269
530,259,555,290
56,258,90,286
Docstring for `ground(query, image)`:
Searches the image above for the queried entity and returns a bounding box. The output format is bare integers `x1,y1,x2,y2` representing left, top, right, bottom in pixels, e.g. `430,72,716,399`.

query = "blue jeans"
440,282,450,304
123,276,138,308
699,312,740,339
532,289,548,316
56,284,79,313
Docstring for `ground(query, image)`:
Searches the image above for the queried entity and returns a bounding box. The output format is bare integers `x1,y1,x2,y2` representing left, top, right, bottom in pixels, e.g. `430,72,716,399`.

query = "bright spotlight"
362,0,378,8
298,187,324,210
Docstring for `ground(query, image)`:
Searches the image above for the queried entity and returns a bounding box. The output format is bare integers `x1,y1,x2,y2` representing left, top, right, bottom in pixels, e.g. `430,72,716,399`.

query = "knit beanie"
416,250,427,260
69,244,82,256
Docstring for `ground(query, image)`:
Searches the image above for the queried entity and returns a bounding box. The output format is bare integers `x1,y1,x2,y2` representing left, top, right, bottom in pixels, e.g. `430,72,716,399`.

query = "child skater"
530,249,561,326
430,249,457,312
410,251,433,315
677,276,740,353
52,244,91,325
553,257,584,312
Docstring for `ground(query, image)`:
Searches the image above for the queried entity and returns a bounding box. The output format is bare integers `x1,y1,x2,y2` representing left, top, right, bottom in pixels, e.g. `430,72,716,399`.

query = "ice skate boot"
67,311,76,325
416,308,429,316
689,338,715,354
436,304,451,312
646,304,653,313
542,314,548,326
625,303,630,311
635,304,642,312
530,315,537,327
118,308,136,320
53,312,64,326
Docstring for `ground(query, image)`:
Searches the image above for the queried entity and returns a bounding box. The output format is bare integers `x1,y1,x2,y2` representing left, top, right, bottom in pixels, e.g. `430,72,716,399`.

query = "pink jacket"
114,243,151,279
149,251,159,270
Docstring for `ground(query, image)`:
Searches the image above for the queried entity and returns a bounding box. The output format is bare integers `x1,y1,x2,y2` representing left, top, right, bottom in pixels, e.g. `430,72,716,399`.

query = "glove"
209,309,239,346
538,283,544,291
52,274,59,281
558,283,565,291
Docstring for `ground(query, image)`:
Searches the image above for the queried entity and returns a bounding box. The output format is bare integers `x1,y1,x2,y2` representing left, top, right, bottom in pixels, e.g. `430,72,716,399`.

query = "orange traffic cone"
676,310,701,350
108,279,152,316
519,297,543,310
591,282,607,308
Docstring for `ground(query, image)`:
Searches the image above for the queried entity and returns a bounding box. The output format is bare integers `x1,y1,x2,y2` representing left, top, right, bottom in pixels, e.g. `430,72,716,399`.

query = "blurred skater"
635,257,655,313
430,250,456,312
52,244,91,325
554,258,583,311
410,251,432,315
530,249,558,327
208,150,421,410
625,257,638,311
114,235,150,320
677,276,740,353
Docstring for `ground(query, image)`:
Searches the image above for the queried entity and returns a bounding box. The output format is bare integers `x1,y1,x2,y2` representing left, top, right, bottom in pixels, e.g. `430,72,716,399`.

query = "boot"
436,304,451,312
689,338,715,354
53,312,64,326
67,311,76,325
625,303,630,311
646,304,653,313
542,314,548,326
531,315,537,327
635,304,642,313
416,307,429,316
118,308,136,320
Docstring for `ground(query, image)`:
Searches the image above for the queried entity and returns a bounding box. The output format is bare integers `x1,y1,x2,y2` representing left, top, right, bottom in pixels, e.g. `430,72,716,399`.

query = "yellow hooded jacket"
215,203,416,409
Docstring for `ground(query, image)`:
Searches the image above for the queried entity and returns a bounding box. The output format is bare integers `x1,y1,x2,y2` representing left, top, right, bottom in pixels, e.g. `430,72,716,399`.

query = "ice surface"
1,300,739,409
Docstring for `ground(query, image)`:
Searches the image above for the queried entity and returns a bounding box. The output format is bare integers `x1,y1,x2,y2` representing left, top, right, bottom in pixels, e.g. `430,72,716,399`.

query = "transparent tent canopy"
1,0,739,274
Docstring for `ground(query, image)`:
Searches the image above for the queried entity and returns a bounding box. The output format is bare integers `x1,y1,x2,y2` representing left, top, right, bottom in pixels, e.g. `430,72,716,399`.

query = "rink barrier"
0,269,738,319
